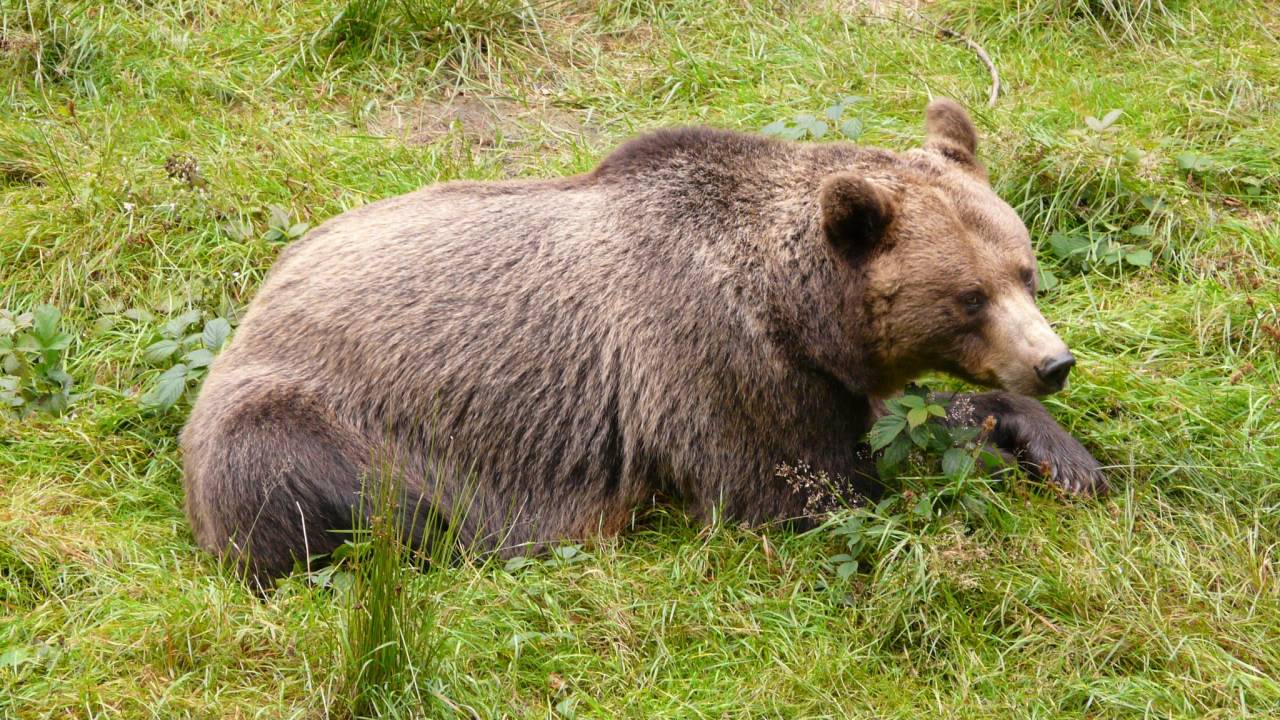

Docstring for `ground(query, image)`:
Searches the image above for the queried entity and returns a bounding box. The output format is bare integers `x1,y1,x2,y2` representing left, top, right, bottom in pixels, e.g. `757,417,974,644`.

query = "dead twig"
862,13,1002,108
934,26,1001,108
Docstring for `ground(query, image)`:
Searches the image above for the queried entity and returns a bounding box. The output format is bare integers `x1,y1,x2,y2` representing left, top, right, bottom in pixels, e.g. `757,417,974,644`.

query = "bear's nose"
1035,352,1076,391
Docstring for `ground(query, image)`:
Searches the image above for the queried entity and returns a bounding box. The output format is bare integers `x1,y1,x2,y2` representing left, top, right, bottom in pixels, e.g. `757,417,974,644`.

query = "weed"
262,204,310,243
761,96,867,141
139,310,233,412
0,305,77,416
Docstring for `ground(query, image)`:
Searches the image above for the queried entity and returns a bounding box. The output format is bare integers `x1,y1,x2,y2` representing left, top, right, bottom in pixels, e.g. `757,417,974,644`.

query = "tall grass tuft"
335,450,471,719
321,0,542,79
1,0,101,87
954,0,1182,43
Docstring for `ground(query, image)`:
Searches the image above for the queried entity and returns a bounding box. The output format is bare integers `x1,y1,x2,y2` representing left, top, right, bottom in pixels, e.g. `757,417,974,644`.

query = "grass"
2,0,1279,716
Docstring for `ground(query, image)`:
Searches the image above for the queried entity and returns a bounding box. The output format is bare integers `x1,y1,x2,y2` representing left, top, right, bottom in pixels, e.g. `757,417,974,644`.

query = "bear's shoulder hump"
591,127,776,180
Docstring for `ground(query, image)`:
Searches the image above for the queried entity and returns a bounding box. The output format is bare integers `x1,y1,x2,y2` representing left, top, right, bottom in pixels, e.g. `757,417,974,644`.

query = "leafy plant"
866,385,992,481
502,543,592,574
1175,151,1214,174
828,386,1011,581
1083,108,1123,133
139,310,233,412
0,305,77,416
762,96,865,141
1048,227,1153,272
263,204,310,243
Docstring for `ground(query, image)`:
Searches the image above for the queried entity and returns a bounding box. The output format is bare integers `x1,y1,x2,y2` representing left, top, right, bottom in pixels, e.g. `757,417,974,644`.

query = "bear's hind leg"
182,381,384,586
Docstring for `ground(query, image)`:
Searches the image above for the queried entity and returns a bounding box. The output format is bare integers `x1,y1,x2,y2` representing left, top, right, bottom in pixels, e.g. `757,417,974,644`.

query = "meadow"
2,0,1279,717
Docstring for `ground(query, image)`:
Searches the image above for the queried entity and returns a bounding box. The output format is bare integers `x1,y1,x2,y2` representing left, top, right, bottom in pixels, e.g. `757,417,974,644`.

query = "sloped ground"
2,0,1278,717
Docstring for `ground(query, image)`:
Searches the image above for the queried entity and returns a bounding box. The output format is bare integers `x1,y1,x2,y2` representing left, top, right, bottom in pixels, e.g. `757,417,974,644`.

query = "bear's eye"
1020,268,1037,294
959,290,987,314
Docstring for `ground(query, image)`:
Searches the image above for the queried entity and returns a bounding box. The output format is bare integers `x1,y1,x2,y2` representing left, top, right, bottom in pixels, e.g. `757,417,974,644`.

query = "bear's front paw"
1020,430,1107,497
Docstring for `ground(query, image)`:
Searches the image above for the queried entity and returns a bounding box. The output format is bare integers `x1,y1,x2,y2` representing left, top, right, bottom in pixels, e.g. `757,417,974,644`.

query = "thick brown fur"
181,99,1104,584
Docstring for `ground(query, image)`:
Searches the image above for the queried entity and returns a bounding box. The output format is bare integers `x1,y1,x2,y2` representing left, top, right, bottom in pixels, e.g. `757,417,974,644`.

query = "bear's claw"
1021,428,1107,497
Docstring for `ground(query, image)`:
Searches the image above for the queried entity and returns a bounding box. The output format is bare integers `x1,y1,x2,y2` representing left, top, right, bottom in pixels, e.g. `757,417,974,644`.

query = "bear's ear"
819,173,895,255
923,98,986,179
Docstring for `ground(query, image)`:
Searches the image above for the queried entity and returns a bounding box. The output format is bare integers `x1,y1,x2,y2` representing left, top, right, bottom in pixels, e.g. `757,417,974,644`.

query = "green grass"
3,0,1280,716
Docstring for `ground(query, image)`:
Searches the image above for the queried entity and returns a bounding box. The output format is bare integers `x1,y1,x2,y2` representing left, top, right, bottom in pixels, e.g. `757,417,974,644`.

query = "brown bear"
181,98,1104,584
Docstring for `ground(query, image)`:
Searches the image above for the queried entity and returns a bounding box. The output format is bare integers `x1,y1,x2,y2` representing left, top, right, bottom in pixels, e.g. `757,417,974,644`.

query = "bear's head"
818,99,1074,398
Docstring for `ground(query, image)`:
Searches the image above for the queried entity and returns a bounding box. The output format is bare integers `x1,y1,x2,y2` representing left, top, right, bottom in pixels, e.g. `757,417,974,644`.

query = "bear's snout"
1034,351,1075,393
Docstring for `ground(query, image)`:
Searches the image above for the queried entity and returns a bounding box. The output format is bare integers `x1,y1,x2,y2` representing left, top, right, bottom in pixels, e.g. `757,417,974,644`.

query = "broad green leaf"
837,517,863,538
761,120,790,136
978,449,1008,470
45,369,72,390
840,118,864,140
912,493,932,519
32,304,59,340
942,448,975,480
825,105,844,121
554,697,577,720
184,348,215,369
908,423,932,449
163,309,202,338
926,423,952,452
141,364,189,410
898,394,924,409
906,406,928,428
267,203,291,229
1125,249,1153,267
868,414,906,451
504,555,536,573
837,561,859,579
1128,224,1153,237
1176,152,1212,172
39,332,71,352
926,403,947,418
779,126,805,141
961,493,989,517
1037,268,1059,292
879,434,912,471
1085,108,1122,131
202,318,231,351
143,340,179,364
1049,233,1090,259
0,646,34,669
122,307,155,323
221,220,252,241
287,222,309,238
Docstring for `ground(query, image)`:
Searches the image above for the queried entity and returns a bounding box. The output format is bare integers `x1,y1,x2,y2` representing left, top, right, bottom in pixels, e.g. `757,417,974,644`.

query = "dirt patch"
822,0,935,16
371,92,595,150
